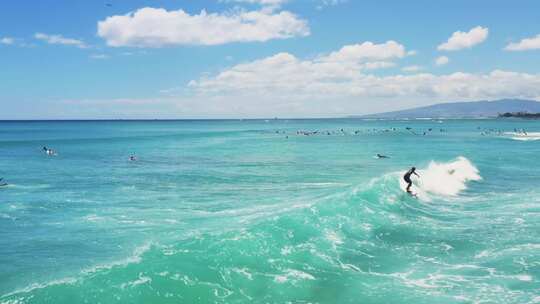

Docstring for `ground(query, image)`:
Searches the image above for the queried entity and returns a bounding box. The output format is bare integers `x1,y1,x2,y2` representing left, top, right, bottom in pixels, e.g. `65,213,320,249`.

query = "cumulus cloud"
34,33,87,48
435,56,449,66
97,7,309,47
402,65,423,72
1,37,14,45
438,26,488,51
323,40,406,62
184,43,540,116
316,0,347,10
224,0,287,6
51,68,540,119
505,34,540,51
189,41,407,96
90,54,109,59
49,67,540,118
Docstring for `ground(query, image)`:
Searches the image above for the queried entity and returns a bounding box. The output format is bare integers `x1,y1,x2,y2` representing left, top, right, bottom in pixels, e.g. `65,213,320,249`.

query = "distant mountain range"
355,99,540,119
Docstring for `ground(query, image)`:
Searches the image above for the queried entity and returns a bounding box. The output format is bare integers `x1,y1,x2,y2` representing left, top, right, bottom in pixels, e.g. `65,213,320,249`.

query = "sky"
1,0,540,119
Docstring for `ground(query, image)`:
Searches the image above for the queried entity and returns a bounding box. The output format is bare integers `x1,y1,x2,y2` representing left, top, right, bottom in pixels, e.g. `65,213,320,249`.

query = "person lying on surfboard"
404,167,420,194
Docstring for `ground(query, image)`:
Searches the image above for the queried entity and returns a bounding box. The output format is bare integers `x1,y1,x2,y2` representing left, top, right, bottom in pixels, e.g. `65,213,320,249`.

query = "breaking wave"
398,156,481,201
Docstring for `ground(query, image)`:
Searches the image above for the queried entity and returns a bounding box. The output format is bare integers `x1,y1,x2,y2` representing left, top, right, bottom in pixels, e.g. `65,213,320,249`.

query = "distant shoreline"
0,117,508,122
2,116,540,122
498,112,540,119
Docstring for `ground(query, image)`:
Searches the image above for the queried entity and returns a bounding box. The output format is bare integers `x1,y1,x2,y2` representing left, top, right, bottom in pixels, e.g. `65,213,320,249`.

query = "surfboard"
407,191,418,198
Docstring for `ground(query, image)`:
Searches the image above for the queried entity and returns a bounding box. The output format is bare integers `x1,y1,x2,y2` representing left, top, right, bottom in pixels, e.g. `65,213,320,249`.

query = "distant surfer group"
288,127,445,137
32,145,421,197
6,132,427,197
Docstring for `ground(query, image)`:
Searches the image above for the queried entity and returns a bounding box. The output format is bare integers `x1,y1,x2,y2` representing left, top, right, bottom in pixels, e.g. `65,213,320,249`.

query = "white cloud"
1,37,14,45
35,39,540,118
224,0,288,6
120,50,148,56
47,69,540,118
437,26,488,51
435,56,449,66
34,33,87,48
51,68,540,118
505,34,540,51
189,41,407,96
323,40,406,62
402,65,423,72
90,54,109,59
316,0,347,10
97,7,309,47
182,43,540,116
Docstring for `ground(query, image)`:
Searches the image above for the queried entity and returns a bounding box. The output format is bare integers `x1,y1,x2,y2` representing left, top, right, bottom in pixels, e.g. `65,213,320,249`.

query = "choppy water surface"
1,119,539,303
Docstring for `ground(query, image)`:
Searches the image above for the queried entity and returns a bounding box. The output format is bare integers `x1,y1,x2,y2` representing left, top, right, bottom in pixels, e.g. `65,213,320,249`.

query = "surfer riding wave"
403,167,419,195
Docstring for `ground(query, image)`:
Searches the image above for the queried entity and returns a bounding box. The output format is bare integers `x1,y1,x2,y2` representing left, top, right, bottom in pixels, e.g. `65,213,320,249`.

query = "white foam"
399,156,481,201
83,214,104,222
231,268,253,280
505,132,540,141
0,213,15,220
82,242,152,275
324,230,344,247
280,246,293,256
1,278,78,299
1,242,153,299
274,275,288,283
120,274,152,289
9,184,50,190
274,269,315,284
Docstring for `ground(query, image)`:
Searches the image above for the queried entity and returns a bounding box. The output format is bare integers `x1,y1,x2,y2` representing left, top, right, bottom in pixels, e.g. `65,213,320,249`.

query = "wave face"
1,119,540,303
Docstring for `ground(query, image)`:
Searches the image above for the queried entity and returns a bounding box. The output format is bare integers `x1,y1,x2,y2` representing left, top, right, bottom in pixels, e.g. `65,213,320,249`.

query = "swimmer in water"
43,146,55,155
129,156,137,161
403,167,420,194
0,178,7,187
376,153,389,159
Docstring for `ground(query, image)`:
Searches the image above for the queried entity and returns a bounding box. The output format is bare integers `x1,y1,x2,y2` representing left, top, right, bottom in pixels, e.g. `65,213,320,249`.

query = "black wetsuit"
403,170,413,183
403,169,416,192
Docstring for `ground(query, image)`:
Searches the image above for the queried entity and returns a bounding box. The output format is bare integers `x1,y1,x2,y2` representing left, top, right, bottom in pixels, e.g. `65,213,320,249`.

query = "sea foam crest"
400,156,481,200
1,242,152,300
505,132,540,141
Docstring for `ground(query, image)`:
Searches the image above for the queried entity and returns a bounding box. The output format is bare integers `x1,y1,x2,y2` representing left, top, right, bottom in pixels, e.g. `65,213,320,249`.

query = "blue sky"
1,0,540,119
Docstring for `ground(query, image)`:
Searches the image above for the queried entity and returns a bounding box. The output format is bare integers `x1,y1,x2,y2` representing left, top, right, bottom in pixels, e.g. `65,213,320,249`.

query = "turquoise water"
1,119,539,303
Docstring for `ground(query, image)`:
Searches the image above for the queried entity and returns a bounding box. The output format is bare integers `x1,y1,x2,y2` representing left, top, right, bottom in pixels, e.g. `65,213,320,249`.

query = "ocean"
0,119,539,303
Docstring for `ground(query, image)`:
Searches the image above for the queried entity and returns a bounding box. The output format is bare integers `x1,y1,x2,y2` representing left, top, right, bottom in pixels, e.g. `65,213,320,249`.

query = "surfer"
376,153,389,159
403,167,420,194
129,155,137,161
43,146,55,155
